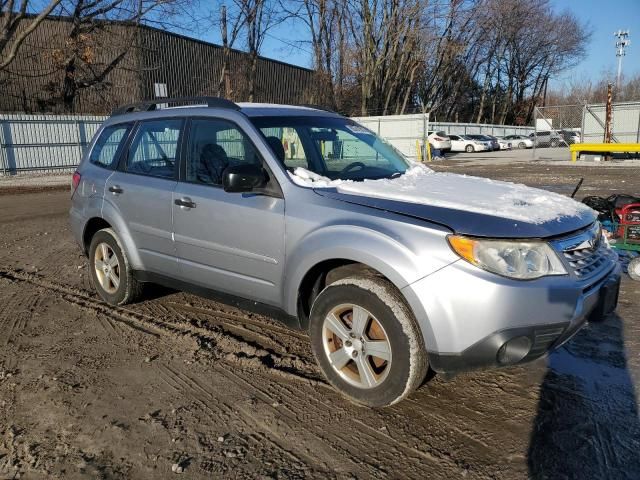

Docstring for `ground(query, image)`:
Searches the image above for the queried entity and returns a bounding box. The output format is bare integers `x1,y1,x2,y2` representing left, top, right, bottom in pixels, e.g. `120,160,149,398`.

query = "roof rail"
298,104,336,113
112,96,241,115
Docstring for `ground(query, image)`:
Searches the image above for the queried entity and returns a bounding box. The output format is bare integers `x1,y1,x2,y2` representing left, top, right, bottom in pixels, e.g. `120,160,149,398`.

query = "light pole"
614,30,630,90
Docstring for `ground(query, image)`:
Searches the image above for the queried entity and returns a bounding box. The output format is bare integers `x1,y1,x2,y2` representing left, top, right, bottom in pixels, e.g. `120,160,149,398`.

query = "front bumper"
401,256,621,375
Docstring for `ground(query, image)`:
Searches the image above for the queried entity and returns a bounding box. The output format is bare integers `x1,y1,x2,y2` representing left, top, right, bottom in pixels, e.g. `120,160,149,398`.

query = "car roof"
237,103,341,118
107,102,343,123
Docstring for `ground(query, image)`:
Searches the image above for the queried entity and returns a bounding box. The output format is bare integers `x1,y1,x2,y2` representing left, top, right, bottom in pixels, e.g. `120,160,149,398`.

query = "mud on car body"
70,97,621,407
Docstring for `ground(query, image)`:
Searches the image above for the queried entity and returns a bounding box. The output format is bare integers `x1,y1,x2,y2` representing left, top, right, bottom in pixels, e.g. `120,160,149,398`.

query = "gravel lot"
0,159,639,479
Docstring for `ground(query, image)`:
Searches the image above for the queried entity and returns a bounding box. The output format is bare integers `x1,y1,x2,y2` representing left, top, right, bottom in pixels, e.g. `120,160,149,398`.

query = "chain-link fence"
533,102,640,160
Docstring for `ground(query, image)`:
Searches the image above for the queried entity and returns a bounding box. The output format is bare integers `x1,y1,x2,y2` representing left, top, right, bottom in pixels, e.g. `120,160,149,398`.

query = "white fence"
582,101,640,143
0,114,107,175
1,111,541,174
353,113,534,160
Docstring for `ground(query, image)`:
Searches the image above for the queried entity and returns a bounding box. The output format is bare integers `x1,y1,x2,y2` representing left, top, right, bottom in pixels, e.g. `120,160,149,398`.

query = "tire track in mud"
231,367,475,479
0,267,322,386
1,267,499,478
153,362,334,477
0,279,43,348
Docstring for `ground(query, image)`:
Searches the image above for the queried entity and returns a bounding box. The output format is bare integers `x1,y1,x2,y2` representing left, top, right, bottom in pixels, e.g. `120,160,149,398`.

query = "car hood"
312,168,596,238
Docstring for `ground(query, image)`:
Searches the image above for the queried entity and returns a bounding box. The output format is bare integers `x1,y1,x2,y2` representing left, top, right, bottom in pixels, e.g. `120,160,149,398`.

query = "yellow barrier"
570,143,640,162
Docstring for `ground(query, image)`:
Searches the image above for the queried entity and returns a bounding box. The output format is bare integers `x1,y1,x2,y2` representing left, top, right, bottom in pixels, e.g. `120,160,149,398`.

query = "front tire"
465,144,475,153
309,276,428,407
89,228,143,305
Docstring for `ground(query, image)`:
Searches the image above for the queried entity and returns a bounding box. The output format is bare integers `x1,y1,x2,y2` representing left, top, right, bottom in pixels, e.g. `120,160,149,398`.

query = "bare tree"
43,0,188,111
0,0,62,70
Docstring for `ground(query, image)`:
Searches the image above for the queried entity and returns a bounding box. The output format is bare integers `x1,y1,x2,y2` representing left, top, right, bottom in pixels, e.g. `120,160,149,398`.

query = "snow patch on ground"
289,164,594,224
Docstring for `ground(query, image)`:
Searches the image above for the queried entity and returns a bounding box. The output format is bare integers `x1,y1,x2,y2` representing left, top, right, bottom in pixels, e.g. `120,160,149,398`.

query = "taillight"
72,171,81,195
434,137,444,141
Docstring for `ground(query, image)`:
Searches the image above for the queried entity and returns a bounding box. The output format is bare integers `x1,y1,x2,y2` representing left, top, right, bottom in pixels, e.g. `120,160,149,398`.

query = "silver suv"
70,97,621,407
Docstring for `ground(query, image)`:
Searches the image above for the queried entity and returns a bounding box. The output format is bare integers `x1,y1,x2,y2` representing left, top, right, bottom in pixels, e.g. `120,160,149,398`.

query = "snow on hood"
289,164,594,224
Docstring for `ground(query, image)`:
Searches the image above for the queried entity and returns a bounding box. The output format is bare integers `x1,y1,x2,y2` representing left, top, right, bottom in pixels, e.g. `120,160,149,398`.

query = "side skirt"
133,270,302,331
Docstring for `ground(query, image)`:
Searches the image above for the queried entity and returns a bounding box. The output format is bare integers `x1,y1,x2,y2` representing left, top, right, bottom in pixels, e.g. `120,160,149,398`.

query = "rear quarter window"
89,124,132,169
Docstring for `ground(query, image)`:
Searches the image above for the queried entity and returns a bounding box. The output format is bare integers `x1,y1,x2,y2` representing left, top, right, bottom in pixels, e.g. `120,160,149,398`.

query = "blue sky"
195,0,640,88
550,0,639,88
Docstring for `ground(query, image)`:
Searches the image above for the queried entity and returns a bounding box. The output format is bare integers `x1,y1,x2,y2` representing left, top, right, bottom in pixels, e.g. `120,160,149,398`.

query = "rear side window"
127,120,183,179
89,124,132,169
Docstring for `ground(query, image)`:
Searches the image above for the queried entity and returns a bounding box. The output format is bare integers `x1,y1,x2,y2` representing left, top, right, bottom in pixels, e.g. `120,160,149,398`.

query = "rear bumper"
402,257,621,375
69,207,85,251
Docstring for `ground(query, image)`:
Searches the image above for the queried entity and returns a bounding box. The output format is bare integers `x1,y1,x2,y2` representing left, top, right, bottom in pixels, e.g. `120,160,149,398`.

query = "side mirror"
222,164,266,193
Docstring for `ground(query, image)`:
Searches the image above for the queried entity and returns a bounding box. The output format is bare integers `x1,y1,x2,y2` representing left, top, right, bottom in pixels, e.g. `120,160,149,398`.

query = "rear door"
73,123,133,214
172,117,285,305
449,135,463,151
105,118,184,275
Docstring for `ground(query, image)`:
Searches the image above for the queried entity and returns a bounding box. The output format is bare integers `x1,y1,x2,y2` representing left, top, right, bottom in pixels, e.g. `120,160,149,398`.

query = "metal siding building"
0,17,315,115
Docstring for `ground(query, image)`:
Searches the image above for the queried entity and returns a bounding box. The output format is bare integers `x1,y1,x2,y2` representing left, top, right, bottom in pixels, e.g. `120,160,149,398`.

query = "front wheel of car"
89,228,143,305
465,144,474,153
309,275,428,407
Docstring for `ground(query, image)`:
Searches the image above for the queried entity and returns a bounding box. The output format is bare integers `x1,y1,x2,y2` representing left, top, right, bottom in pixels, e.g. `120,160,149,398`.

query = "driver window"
127,120,182,178
187,119,260,186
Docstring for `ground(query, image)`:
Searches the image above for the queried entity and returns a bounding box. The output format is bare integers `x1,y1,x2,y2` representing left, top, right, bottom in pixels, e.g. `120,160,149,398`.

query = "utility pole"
614,30,630,91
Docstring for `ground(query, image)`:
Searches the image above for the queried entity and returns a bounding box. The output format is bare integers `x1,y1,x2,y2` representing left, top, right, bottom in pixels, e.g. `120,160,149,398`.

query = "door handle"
174,197,196,209
108,185,123,194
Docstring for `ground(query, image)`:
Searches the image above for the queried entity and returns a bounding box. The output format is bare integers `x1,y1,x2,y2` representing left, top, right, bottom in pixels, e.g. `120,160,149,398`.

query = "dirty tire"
518,142,526,149
88,228,143,305
628,257,640,281
465,144,474,153
309,276,428,408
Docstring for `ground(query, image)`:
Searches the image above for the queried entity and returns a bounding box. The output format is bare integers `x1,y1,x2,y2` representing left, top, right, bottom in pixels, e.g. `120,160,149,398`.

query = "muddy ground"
0,161,639,479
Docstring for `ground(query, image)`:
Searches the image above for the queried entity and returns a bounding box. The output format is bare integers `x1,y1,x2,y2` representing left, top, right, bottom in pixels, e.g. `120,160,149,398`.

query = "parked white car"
485,135,512,150
503,135,534,149
427,130,452,153
448,134,490,153
496,137,512,150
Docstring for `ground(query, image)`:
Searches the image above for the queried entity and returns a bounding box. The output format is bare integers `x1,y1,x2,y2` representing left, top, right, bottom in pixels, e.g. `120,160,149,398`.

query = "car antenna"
571,177,584,199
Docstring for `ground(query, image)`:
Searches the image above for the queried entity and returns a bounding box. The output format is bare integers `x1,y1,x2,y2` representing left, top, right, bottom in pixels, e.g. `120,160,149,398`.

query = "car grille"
562,242,609,278
552,223,613,280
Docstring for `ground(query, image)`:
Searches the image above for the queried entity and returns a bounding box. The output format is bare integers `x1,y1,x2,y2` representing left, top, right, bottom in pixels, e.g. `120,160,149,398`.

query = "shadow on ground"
528,313,640,479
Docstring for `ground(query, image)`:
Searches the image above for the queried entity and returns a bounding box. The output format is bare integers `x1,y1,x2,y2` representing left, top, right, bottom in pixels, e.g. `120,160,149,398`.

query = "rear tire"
88,228,143,305
628,257,640,281
518,142,526,149
309,275,428,407
465,144,474,153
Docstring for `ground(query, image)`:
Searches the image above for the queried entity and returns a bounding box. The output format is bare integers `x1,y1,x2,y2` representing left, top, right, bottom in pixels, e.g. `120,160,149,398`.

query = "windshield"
250,116,411,181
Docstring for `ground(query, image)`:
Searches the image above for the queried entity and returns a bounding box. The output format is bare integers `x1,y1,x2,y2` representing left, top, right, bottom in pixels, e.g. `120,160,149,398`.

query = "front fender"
284,224,447,317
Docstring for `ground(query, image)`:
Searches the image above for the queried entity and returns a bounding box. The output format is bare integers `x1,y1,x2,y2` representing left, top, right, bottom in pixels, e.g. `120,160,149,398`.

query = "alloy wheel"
322,304,392,389
94,242,120,294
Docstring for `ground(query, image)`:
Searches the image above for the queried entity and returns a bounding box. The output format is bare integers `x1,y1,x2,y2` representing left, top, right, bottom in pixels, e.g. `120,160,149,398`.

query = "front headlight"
448,235,567,280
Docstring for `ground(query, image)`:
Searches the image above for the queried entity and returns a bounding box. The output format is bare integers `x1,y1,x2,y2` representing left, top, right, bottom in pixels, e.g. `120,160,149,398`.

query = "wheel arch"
83,201,144,269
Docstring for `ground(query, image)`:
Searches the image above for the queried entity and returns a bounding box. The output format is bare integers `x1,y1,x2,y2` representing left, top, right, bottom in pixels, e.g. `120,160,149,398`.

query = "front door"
172,117,285,305
105,118,183,275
